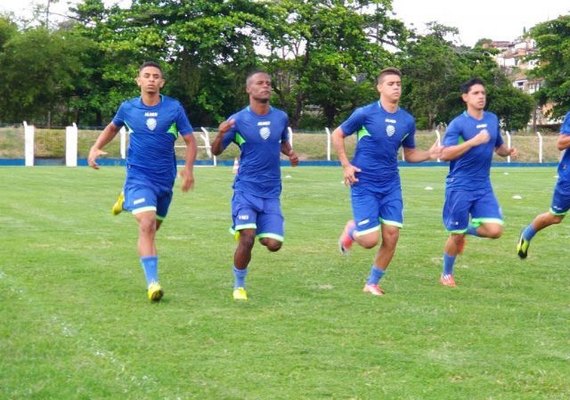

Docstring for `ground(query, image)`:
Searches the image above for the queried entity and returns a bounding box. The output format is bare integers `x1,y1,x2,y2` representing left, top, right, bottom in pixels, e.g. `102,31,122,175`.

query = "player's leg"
257,197,284,252
125,183,164,301
441,189,471,286
230,192,260,300
518,185,568,259
363,190,402,296
470,189,504,239
339,185,380,254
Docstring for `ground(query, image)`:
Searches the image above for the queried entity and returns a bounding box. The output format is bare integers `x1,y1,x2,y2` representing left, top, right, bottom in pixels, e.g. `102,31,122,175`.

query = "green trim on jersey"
235,132,246,146
167,123,179,139
357,127,371,141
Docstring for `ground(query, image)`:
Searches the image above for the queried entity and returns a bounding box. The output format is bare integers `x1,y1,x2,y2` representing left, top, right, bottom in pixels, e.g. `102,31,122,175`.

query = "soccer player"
88,61,197,301
517,110,570,259
333,67,440,296
211,70,298,301
439,78,517,287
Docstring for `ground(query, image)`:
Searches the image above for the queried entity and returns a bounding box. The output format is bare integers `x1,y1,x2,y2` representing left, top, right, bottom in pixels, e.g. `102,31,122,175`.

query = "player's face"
377,73,402,103
136,66,164,95
463,84,486,111
246,73,272,103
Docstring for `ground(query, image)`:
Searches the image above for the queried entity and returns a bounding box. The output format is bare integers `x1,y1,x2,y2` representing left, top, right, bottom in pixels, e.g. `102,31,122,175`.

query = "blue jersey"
443,111,504,191
340,101,416,187
112,95,193,184
221,106,289,198
557,111,570,192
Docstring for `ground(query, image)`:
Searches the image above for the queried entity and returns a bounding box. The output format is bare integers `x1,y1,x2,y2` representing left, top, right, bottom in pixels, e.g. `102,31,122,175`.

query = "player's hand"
343,164,361,186
87,147,107,169
218,119,235,135
429,140,443,160
472,129,491,146
179,168,195,192
508,147,518,158
289,151,299,167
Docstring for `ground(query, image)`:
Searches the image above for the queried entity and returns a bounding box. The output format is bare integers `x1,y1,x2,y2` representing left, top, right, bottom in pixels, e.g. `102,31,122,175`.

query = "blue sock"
443,253,456,276
465,224,479,236
366,265,385,285
140,256,158,285
233,266,248,288
522,224,537,241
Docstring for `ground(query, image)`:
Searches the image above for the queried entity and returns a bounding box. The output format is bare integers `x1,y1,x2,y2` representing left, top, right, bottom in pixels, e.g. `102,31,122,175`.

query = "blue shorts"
350,184,403,235
443,188,503,233
124,175,174,220
231,191,284,242
550,182,570,215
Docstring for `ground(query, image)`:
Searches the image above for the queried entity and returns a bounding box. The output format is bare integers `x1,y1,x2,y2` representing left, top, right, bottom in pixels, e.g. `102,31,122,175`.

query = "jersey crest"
259,126,270,140
146,117,157,131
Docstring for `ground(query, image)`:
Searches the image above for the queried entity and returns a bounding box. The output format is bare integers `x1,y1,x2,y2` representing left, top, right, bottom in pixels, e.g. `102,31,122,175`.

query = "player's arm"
403,140,442,163
88,122,121,169
440,129,490,161
332,126,361,185
211,119,235,156
495,143,518,158
179,133,197,192
556,133,570,151
280,141,299,167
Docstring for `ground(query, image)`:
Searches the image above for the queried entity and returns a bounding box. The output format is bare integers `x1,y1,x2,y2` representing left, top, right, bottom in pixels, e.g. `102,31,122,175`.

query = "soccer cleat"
338,220,356,255
233,287,248,301
516,231,530,259
362,283,384,296
111,192,124,216
147,282,164,301
440,274,456,287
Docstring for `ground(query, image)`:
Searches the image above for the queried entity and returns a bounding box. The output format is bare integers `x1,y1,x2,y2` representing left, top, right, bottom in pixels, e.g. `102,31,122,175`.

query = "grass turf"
0,166,568,399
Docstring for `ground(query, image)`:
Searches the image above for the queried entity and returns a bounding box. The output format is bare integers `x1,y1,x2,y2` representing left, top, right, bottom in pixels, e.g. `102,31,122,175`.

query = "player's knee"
486,225,503,239
238,231,256,248
260,238,282,252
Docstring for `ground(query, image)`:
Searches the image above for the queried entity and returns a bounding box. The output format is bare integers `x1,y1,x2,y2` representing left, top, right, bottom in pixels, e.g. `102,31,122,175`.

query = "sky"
0,0,568,47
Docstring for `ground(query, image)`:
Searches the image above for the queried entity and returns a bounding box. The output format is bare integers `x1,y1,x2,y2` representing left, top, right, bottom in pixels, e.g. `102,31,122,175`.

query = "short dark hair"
246,70,270,86
139,61,163,75
376,67,401,84
460,78,485,94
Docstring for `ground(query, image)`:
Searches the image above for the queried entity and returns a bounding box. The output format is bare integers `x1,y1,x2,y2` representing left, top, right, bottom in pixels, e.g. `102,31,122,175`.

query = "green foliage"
528,15,570,118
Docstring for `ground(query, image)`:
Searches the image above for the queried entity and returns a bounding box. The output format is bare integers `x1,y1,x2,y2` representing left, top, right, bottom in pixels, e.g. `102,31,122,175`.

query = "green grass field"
1,166,569,399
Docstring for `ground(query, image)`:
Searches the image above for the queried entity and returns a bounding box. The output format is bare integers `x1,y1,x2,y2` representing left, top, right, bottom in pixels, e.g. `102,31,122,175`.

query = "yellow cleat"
147,282,164,302
232,287,248,301
111,192,124,216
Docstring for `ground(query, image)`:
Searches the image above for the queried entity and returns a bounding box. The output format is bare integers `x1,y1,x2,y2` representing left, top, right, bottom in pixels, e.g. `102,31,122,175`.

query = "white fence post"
504,131,511,163
288,127,293,148
536,131,543,163
434,129,441,162
200,127,216,166
23,121,34,167
325,127,332,161
65,122,78,167
119,127,127,159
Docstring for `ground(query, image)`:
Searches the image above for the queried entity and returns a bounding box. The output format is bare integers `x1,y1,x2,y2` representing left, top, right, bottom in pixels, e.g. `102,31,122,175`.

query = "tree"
264,0,407,128
528,15,570,119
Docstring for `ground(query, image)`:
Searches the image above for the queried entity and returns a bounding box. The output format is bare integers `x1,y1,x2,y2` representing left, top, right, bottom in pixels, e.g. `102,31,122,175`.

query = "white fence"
18,123,549,166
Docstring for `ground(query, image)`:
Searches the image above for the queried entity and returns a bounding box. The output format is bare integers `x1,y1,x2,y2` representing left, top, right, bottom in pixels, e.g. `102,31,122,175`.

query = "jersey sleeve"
442,119,462,146
221,114,241,150
111,102,127,128
175,103,193,136
280,112,290,142
339,107,365,137
561,112,570,134
401,117,417,149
